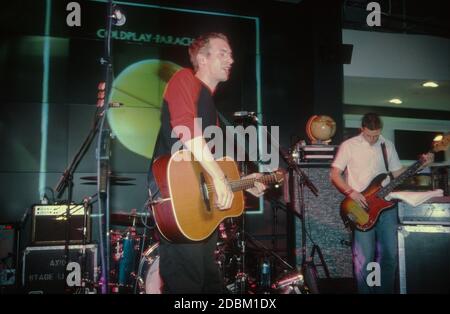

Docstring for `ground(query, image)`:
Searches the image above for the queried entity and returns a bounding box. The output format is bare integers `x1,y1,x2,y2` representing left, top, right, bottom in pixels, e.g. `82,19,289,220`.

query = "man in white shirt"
330,113,433,293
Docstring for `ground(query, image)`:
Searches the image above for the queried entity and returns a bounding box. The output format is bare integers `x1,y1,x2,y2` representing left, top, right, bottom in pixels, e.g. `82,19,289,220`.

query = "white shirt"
332,134,403,192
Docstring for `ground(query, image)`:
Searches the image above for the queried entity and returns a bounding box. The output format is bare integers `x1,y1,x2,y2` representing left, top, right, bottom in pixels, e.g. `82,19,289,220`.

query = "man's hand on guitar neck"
419,152,434,170
242,173,267,197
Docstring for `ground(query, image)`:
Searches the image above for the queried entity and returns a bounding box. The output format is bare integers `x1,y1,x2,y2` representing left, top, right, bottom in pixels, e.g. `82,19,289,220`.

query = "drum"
110,228,141,290
136,242,162,294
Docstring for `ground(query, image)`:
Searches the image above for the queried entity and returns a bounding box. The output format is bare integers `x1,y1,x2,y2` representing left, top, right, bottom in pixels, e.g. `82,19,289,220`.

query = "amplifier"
22,244,98,294
31,204,91,245
398,197,450,225
292,145,338,163
398,225,450,294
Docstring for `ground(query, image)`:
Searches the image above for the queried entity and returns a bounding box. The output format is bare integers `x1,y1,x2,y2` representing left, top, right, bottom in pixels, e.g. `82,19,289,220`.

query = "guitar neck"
376,134,449,199
229,173,279,192
377,159,423,198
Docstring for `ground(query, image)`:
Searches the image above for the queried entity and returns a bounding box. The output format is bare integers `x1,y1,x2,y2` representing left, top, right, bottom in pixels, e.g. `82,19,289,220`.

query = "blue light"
39,0,51,199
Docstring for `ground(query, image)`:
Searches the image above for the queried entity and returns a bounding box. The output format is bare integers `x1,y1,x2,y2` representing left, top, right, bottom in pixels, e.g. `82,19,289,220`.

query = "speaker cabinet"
398,225,450,294
22,244,98,294
294,167,353,278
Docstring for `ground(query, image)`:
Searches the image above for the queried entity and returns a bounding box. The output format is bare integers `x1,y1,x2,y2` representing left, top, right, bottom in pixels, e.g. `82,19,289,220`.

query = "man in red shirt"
148,33,265,293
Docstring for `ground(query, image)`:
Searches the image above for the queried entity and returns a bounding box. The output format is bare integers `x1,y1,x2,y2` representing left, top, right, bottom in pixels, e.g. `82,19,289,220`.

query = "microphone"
109,102,124,108
233,111,255,117
233,111,258,122
112,7,126,26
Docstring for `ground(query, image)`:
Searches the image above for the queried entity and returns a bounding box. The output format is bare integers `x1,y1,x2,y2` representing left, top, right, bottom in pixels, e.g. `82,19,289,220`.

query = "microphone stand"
252,115,318,197
54,91,102,295
53,0,121,294
95,0,126,294
249,114,319,277
231,117,250,294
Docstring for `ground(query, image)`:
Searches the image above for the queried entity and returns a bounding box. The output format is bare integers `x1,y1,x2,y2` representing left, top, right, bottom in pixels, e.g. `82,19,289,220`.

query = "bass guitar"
340,134,450,231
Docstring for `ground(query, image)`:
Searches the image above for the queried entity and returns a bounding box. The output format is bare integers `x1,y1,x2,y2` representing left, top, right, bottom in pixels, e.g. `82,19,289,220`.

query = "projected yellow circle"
108,60,181,159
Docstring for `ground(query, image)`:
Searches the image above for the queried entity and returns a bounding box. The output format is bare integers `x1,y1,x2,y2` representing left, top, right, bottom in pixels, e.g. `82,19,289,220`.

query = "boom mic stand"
245,114,323,291
232,117,250,294
95,0,126,294
54,83,103,294
54,0,126,294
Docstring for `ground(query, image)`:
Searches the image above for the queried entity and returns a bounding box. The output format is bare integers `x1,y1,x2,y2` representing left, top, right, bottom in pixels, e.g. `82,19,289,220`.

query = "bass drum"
136,242,163,294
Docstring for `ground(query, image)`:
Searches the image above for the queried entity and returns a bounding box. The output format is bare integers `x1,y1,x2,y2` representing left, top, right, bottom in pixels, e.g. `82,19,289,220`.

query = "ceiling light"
433,134,443,142
389,98,402,104
422,81,439,88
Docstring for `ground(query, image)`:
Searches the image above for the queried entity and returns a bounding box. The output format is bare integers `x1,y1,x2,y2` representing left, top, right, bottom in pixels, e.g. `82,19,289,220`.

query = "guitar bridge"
199,173,212,212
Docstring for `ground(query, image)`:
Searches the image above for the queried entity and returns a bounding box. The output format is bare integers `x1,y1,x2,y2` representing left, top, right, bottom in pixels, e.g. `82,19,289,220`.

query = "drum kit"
214,217,309,294
106,210,162,294
103,211,308,294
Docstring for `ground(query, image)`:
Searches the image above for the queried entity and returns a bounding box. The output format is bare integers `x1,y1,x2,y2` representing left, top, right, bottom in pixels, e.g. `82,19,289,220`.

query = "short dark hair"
361,113,383,130
188,32,229,71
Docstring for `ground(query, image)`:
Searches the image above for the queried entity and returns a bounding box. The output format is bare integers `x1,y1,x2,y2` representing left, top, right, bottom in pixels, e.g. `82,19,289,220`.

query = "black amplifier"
31,204,91,245
22,244,98,294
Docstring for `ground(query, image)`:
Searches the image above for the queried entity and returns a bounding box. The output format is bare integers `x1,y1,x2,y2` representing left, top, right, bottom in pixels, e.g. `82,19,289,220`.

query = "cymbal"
80,175,136,182
81,181,135,186
111,211,153,227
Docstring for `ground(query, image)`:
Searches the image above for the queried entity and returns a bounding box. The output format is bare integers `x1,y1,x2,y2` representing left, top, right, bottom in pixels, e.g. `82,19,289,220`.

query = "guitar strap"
381,142,394,180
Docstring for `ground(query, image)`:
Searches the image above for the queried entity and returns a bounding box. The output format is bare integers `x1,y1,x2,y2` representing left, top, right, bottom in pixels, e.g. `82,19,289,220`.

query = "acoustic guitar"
151,149,284,242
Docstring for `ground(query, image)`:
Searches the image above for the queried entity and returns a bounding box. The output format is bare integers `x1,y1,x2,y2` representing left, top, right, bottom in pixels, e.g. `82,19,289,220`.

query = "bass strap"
381,142,394,180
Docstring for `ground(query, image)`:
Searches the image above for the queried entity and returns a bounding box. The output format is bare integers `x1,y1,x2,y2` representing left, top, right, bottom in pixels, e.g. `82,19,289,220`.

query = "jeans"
352,207,398,294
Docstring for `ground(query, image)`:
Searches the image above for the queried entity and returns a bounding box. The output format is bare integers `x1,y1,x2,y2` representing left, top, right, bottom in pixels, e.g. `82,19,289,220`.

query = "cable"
134,193,157,293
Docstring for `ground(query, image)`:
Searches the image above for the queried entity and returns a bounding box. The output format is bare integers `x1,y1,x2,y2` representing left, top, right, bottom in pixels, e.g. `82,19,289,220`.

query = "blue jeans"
352,207,398,294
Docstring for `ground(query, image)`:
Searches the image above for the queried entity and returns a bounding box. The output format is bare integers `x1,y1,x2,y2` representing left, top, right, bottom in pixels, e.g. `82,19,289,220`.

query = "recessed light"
389,98,402,104
433,134,443,142
422,81,439,88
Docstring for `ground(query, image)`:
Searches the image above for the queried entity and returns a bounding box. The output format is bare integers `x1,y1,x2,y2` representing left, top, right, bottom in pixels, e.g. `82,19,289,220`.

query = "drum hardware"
272,270,306,294
80,175,136,186
110,211,151,228
247,112,321,294
109,224,143,293
259,259,271,293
